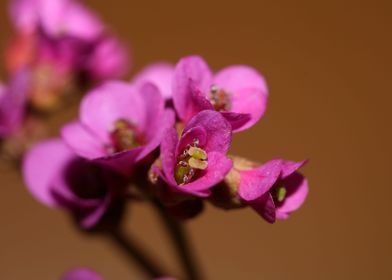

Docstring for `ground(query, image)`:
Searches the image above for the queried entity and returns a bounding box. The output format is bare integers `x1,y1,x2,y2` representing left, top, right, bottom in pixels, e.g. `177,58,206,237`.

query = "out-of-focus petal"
22,139,74,207
80,81,143,142
87,36,130,80
61,121,106,159
61,268,104,280
213,65,268,95
9,0,39,33
132,62,174,99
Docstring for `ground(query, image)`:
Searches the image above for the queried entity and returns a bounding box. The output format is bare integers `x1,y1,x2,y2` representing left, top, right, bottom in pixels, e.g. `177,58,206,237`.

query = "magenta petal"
281,159,308,178
248,193,276,223
160,128,179,186
132,62,174,99
22,139,74,207
277,173,309,216
173,55,213,121
213,65,268,95
174,152,233,197
183,110,232,154
61,268,103,280
61,121,106,160
238,159,282,201
221,112,252,131
80,81,144,142
228,87,268,132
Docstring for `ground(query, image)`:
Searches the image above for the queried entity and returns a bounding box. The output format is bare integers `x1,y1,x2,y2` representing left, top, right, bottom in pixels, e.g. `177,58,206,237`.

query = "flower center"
175,139,208,185
271,183,287,203
109,119,141,153
210,85,231,111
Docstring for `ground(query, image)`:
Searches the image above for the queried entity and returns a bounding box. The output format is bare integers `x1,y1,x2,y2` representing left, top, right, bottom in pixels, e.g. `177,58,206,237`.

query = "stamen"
188,147,207,160
174,143,209,185
188,157,208,170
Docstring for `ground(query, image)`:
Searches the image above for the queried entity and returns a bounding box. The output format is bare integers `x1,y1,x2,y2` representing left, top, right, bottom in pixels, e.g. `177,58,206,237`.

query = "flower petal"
160,128,179,186
22,139,74,207
86,36,130,81
213,65,268,95
221,112,252,132
80,81,144,142
238,159,282,201
173,55,213,121
132,62,174,99
277,172,309,216
61,121,106,159
248,193,276,223
281,159,308,178
183,110,232,154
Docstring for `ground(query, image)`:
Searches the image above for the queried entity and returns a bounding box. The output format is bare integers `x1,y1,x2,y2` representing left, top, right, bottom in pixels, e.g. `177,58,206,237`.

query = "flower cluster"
24,54,308,228
1,0,130,160
0,0,310,278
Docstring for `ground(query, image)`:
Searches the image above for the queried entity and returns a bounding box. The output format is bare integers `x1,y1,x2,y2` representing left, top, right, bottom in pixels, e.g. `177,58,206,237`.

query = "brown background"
0,0,391,279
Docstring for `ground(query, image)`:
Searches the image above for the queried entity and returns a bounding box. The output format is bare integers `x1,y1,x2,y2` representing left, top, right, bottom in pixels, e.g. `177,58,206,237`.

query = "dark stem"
152,198,201,280
107,227,167,279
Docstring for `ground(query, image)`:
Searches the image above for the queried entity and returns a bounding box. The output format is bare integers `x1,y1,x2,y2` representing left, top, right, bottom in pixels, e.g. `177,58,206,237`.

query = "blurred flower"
7,0,130,110
61,268,103,280
155,110,233,197
234,158,309,223
61,81,174,175
23,139,127,229
0,69,30,137
132,62,174,100
172,55,268,132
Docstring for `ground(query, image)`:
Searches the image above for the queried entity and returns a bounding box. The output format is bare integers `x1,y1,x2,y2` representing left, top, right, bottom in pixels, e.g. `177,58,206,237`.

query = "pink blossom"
61,81,174,175
173,55,268,132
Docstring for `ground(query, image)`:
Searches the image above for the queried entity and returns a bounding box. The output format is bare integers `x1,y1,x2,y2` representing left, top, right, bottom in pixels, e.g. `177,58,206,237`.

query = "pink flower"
61,81,175,175
173,55,268,132
23,139,127,229
132,62,175,100
237,159,309,223
156,110,233,197
0,69,30,137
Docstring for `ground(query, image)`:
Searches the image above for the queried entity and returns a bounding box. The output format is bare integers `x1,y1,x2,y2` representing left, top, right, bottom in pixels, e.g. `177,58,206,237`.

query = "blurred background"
0,0,391,279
